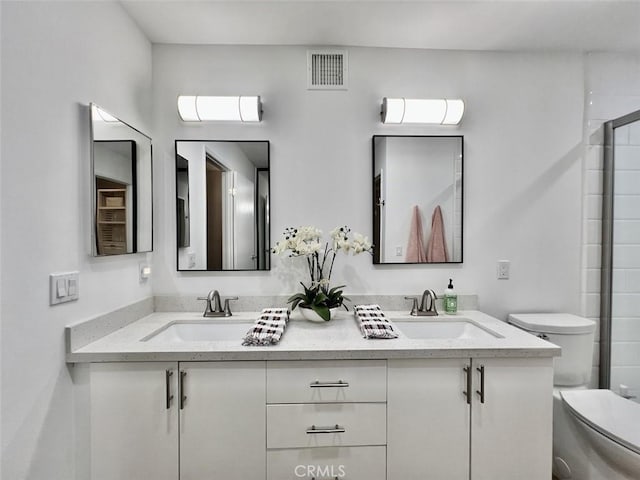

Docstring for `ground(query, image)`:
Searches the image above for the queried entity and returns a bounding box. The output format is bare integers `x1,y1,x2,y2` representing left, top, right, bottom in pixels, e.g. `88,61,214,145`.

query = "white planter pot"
299,306,339,322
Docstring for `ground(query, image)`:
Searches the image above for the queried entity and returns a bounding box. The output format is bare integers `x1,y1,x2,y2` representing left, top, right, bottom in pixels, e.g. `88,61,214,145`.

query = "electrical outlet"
497,260,510,280
50,271,79,305
187,252,196,268
396,246,403,257
139,263,151,282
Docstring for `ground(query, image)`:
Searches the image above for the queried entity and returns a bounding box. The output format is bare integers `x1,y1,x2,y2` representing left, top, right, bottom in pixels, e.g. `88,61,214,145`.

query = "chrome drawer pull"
180,371,187,410
476,365,485,404
311,477,339,480
463,366,471,405
165,369,174,409
306,424,346,434
310,380,349,388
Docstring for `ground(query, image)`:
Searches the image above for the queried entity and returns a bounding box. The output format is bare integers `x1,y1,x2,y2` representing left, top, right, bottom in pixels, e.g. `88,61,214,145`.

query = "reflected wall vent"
307,49,348,90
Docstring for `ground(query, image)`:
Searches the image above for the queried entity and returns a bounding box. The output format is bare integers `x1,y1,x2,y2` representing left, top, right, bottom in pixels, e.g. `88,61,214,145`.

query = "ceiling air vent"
307,49,348,90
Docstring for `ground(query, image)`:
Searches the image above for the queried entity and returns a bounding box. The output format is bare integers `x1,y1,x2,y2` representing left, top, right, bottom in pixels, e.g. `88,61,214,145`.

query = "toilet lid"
508,313,595,334
561,389,640,456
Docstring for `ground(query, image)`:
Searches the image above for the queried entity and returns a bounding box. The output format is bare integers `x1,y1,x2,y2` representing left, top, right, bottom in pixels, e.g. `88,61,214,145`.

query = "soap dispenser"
444,279,457,314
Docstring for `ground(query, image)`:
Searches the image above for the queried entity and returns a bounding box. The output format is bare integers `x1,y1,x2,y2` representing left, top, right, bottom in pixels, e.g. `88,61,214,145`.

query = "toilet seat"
561,389,640,456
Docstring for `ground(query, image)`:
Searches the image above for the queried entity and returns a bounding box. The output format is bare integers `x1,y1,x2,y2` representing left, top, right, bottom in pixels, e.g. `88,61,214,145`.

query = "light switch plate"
497,260,510,280
50,271,79,305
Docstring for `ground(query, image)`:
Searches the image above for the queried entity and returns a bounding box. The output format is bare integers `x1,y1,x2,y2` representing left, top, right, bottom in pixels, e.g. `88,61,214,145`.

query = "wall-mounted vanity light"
381,98,464,125
177,95,262,122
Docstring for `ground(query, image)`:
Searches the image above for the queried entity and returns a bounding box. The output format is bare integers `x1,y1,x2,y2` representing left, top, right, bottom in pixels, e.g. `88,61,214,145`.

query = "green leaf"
311,304,331,321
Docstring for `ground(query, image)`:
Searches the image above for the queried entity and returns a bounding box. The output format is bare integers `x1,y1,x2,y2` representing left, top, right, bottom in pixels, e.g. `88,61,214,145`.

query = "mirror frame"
371,134,464,265
90,103,153,257
174,139,271,272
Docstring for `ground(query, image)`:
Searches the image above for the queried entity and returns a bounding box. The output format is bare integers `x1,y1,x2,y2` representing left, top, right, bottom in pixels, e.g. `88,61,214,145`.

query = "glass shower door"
601,109,640,402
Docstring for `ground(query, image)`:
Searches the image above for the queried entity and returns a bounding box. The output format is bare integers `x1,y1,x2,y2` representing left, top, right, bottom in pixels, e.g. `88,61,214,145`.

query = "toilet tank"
508,313,596,387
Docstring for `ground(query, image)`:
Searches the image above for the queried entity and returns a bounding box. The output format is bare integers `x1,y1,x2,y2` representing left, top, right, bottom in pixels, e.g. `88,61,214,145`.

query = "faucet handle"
404,296,419,316
223,297,239,316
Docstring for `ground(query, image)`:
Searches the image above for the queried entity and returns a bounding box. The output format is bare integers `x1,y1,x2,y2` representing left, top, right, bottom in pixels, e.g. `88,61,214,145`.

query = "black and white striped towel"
242,308,290,346
354,304,398,339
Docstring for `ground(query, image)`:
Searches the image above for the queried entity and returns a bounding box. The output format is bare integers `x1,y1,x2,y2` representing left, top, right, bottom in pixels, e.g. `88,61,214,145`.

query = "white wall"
152,45,585,320
0,2,152,479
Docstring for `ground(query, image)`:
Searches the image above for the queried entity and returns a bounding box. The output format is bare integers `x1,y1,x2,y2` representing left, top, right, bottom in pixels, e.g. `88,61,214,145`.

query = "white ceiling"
120,1,640,52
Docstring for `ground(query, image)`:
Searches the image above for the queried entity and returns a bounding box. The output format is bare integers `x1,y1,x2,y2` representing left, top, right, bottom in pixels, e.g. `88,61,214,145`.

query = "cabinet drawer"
267,403,386,449
267,360,386,403
267,446,386,480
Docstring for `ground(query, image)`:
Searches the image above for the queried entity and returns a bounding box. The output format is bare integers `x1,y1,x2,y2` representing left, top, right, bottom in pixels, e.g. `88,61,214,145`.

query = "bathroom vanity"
68,310,558,480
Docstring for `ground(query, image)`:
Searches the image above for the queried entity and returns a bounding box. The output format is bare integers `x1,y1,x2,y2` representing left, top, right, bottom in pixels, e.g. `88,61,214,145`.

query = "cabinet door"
470,357,553,480
179,361,266,480
388,359,470,480
90,362,179,480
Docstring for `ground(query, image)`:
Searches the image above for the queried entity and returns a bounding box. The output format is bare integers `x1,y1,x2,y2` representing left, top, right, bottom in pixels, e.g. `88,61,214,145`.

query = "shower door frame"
600,108,640,389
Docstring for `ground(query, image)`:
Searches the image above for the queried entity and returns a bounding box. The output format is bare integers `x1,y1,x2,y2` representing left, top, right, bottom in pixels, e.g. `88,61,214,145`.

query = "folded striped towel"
242,308,290,346
354,304,398,339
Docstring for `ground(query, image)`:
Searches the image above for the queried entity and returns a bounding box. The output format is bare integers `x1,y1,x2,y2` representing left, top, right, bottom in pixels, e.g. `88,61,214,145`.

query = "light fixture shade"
177,95,262,122
381,97,464,125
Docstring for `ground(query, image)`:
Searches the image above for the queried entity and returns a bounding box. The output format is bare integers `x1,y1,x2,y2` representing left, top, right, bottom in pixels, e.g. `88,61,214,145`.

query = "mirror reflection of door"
176,155,190,248
175,141,270,271
256,168,270,270
373,173,383,263
206,156,224,270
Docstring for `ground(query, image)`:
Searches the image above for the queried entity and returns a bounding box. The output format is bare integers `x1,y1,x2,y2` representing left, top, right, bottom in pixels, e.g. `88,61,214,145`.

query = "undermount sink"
141,320,253,343
393,318,503,340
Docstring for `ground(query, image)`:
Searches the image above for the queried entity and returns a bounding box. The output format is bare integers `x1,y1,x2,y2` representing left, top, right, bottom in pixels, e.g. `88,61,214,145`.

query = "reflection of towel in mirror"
406,205,427,263
426,205,449,262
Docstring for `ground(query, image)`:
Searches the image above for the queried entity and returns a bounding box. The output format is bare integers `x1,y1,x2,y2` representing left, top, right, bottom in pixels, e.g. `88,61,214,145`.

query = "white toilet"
508,313,640,480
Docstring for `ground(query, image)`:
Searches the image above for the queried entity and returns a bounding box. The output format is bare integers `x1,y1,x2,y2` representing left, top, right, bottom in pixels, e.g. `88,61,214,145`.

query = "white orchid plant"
272,225,373,321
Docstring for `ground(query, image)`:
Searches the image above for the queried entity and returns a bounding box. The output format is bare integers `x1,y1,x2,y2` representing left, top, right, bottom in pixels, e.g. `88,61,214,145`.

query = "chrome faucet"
197,290,238,317
405,290,438,316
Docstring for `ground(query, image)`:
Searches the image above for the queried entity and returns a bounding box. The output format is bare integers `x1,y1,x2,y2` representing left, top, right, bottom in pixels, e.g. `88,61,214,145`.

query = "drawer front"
267,403,386,449
267,446,386,480
267,360,386,403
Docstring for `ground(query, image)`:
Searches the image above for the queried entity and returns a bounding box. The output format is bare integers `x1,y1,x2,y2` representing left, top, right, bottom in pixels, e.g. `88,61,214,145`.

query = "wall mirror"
175,140,270,271
90,104,153,256
372,135,463,264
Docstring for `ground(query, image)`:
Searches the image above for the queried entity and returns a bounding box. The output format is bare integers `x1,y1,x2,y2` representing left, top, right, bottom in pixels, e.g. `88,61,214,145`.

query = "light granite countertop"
66,310,560,363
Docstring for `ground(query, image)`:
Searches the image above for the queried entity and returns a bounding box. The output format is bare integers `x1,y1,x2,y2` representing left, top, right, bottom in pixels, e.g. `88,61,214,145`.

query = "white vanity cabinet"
387,357,553,480
88,356,552,480
470,357,553,480
89,361,265,480
265,360,387,480
179,361,266,480
387,358,471,480
90,362,179,480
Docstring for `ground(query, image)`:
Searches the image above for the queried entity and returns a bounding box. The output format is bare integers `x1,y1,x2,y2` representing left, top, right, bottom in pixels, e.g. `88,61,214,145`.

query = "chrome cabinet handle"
310,380,349,388
476,365,485,404
463,365,472,405
306,424,346,434
165,369,174,409
311,477,339,480
180,371,187,410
